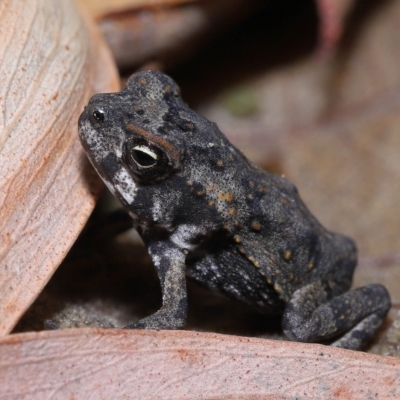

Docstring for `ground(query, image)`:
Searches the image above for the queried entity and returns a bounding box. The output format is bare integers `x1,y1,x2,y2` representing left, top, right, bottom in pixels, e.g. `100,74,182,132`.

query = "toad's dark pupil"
93,110,104,121
132,149,157,167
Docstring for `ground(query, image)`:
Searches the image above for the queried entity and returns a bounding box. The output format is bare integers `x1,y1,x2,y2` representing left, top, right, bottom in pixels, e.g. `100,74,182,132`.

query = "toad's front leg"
125,240,187,330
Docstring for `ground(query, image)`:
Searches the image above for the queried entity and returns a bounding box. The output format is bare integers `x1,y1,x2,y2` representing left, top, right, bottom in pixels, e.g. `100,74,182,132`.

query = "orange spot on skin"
280,197,290,205
216,160,224,167
209,201,215,207
164,85,172,93
234,235,241,243
247,194,254,201
249,181,255,189
228,208,236,215
274,283,281,293
284,250,292,261
251,221,261,231
139,78,147,85
247,256,259,268
258,185,267,193
217,192,234,202
224,193,233,202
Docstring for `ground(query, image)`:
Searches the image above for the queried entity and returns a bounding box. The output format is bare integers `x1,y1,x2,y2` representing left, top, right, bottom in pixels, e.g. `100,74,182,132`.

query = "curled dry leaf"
0,0,119,335
93,0,353,71
82,0,198,19
97,0,256,70
1,329,400,399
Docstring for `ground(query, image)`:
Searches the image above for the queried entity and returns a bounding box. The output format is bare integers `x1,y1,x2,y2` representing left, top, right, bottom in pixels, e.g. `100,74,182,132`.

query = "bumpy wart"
78,70,391,350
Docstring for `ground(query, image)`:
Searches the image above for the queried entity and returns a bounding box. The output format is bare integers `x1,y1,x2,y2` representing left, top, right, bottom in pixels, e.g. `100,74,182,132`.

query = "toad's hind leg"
282,283,391,350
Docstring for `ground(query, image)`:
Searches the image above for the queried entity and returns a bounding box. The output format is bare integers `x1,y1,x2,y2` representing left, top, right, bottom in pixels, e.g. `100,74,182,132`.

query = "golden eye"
131,145,158,168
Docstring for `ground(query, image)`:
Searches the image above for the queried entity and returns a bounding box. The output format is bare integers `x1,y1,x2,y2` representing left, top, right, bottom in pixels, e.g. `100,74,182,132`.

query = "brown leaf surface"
0,0,119,335
1,329,400,399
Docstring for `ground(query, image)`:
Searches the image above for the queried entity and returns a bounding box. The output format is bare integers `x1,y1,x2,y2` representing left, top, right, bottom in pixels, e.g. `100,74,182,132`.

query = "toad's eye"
131,145,158,168
124,139,172,182
93,109,105,122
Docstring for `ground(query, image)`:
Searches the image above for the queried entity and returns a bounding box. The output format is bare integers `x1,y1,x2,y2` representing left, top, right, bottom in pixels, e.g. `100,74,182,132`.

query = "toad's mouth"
82,146,138,208
102,162,138,207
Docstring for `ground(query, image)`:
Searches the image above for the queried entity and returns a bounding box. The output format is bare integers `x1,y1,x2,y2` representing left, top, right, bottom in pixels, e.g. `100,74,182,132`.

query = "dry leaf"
0,0,119,335
1,329,399,399
94,0,354,71
97,0,256,70
82,0,197,19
